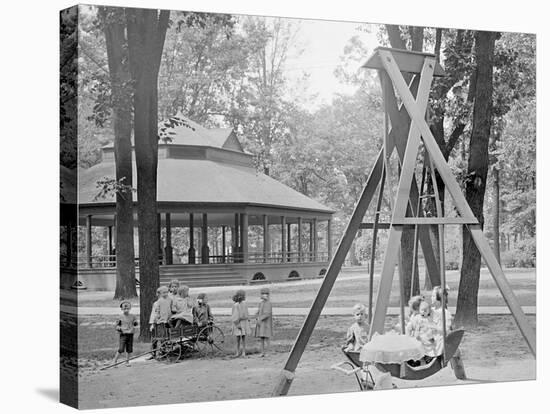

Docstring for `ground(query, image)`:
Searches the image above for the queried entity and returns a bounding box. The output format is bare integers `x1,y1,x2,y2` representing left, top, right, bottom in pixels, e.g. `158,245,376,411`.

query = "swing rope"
426,152,448,363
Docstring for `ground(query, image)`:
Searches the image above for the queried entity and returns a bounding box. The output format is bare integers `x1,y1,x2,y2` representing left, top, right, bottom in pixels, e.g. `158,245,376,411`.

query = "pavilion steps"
159,264,247,287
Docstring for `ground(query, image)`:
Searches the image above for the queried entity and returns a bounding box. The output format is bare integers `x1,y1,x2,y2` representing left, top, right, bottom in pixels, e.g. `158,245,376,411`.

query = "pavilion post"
297,217,303,262
327,218,332,260
241,213,249,263
157,213,163,265
313,218,318,262
234,213,240,262
66,224,73,267
222,225,226,263
263,214,270,263
86,215,92,268
201,213,209,264
108,225,113,257
287,222,292,262
188,213,195,264
165,213,173,265
281,216,287,263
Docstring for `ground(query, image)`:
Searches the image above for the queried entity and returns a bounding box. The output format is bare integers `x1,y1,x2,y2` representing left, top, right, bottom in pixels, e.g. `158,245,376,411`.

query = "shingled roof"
79,116,333,214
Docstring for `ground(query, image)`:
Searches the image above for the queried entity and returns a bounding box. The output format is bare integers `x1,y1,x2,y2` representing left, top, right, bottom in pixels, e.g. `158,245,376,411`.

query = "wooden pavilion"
73,115,334,290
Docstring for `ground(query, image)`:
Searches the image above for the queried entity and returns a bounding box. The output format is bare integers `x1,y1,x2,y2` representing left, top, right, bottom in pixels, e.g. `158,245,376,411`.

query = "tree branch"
444,123,466,159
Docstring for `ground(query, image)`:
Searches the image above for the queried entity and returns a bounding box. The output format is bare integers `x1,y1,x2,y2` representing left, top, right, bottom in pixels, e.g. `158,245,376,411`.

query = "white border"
0,1,546,413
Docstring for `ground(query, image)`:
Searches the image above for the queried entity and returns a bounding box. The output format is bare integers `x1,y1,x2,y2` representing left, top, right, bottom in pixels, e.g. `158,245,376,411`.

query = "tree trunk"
455,31,497,328
492,168,501,264
100,7,137,299
126,8,170,340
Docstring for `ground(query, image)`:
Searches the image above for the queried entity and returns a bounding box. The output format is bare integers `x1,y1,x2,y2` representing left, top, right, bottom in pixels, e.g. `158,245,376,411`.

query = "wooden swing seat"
341,329,464,381
375,329,464,380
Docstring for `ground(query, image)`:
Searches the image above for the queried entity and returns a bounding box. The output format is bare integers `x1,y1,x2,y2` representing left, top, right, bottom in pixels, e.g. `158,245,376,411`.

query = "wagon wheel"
195,325,226,357
166,342,183,363
155,341,170,361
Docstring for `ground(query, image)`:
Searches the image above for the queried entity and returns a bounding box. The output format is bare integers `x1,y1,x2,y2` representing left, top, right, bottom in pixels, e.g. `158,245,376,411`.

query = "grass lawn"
68,266,536,310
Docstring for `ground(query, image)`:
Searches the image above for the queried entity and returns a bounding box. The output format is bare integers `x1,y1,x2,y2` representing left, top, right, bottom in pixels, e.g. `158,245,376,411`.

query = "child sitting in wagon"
193,292,213,328
344,303,369,352
170,285,194,329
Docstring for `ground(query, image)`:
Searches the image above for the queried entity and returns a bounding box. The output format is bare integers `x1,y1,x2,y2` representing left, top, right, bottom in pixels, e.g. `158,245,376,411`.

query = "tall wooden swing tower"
272,47,536,396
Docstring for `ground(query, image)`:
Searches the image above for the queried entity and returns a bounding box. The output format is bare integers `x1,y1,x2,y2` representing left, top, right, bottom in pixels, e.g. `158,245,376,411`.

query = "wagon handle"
330,361,362,376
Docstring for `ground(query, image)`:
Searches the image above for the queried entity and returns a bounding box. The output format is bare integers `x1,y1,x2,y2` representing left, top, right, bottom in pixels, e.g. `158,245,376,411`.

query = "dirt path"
78,346,535,409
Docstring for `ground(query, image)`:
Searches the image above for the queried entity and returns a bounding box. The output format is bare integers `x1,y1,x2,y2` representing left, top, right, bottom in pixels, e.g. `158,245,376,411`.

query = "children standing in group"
344,303,369,352
231,289,251,357
112,301,138,366
254,288,273,356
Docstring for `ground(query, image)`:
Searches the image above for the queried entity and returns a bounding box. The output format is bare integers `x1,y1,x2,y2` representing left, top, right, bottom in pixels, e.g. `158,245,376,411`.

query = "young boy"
112,301,138,366
148,286,173,358
193,292,213,328
345,303,369,352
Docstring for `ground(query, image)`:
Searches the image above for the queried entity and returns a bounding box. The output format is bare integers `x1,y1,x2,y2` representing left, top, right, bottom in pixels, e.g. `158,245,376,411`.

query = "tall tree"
126,8,170,340
98,7,137,299
455,31,498,327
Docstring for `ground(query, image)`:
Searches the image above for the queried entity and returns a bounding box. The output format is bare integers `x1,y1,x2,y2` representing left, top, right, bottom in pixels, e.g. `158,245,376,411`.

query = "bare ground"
76,314,536,409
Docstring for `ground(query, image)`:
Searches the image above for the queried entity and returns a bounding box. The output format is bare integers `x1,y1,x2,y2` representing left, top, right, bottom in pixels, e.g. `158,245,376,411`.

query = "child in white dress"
407,301,438,357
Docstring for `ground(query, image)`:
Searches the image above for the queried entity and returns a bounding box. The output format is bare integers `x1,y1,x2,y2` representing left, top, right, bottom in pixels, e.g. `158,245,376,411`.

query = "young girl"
407,300,438,357
431,286,453,356
402,295,423,334
170,285,194,329
231,289,251,357
254,288,273,356
344,303,369,352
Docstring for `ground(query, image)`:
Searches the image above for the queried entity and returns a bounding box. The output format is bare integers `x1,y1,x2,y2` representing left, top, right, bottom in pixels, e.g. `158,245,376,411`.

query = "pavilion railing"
78,251,330,268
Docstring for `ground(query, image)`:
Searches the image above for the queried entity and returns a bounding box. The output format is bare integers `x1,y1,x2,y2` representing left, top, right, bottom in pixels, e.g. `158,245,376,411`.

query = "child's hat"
260,287,270,295
119,300,132,309
197,292,207,300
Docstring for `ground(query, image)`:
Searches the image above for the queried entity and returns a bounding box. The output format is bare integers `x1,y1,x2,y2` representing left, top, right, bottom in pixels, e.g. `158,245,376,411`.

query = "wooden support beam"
393,217,479,225
381,70,440,285
371,55,435,335
272,148,384,396
379,49,535,357
360,222,391,229
468,225,536,355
